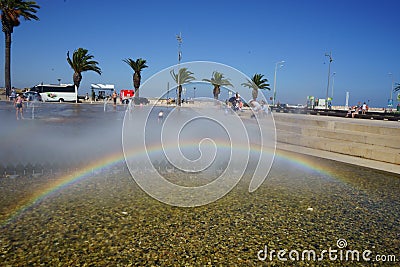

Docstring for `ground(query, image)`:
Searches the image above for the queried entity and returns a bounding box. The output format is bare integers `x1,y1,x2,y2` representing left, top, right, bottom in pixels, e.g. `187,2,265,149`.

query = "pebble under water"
0,152,399,266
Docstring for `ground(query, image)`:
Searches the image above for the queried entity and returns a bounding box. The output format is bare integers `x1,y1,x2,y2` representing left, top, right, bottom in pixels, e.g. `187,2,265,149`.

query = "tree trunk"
75,85,78,103
133,72,142,97
213,85,220,100
134,72,141,97
4,31,12,99
73,72,82,103
177,84,182,106
252,88,258,100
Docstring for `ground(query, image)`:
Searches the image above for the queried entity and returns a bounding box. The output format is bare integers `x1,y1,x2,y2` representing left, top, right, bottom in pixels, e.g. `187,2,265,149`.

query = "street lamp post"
193,87,196,99
388,72,394,107
176,33,182,106
273,60,285,106
167,82,169,104
325,52,333,109
176,32,182,65
331,72,336,101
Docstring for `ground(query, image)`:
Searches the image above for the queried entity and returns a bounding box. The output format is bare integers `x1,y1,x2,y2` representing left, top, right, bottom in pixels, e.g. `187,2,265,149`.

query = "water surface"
0,101,398,266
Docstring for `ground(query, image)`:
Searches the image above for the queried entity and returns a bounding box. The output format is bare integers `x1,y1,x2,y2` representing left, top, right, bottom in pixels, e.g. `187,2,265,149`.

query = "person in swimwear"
14,93,24,120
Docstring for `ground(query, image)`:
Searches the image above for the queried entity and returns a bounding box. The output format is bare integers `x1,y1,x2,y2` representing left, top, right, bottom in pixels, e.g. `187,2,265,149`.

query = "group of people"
227,92,269,118
85,90,118,106
346,102,369,118
249,99,269,118
228,92,244,111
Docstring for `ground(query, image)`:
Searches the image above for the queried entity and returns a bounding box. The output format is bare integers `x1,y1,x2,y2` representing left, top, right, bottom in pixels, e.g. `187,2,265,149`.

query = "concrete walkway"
277,143,400,175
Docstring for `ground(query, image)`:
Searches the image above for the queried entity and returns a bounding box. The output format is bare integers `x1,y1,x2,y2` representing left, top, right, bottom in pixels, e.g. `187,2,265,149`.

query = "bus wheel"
59,98,64,102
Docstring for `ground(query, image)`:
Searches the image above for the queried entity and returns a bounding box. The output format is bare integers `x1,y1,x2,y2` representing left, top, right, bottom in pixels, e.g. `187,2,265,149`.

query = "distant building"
91,84,115,100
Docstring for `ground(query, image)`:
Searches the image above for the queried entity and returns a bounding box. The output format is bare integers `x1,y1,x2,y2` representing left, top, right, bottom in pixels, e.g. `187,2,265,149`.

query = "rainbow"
0,143,336,227
0,150,125,227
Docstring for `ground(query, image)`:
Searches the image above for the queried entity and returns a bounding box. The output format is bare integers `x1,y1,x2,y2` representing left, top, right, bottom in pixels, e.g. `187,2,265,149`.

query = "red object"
120,89,134,102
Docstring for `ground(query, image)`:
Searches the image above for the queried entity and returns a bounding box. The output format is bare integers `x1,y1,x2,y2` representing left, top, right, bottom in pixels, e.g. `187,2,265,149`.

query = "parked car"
23,91,42,102
129,97,150,105
274,103,289,112
287,104,305,109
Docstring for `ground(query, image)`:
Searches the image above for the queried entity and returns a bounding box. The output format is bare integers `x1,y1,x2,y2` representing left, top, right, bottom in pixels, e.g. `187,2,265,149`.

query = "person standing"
14,93,24,120
249,100,261,118
362,102,367,115
10,89,16,101
112,91,117,106
260,100,269,116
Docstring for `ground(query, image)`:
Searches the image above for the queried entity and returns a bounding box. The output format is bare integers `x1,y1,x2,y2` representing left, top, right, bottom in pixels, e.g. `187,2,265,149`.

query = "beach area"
0,100,399,265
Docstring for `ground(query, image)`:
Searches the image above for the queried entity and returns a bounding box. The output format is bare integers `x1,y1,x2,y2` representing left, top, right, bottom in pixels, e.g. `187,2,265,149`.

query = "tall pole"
345,91,349,109
273,60,284,106
388,72,394,107
177,32,182,65
331,72,336,100
167,82,169,104
325,52,333,109
176,33,182,106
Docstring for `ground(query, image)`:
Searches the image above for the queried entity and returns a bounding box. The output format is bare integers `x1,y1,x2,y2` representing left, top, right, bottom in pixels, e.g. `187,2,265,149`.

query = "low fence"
272,107,400,121
0,162,129,177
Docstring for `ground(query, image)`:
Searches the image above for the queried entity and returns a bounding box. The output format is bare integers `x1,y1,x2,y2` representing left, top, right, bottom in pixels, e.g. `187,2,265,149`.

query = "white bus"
31,84,76,102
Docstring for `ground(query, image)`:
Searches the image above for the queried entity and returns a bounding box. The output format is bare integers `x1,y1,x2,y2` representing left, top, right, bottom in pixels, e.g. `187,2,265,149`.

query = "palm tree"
394,83,400,92
203,71,233,100
241,73,270,100
170,67,195,106
1,0,39,99
67,48,101,103
123,58,148,97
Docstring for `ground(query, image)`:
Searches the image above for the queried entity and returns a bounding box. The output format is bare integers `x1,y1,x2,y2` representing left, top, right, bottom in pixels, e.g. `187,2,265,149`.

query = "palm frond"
123,57,148,95
170,68,195,106
1,0,39,31
241,73,270,90
67,48,102,75
242,73,270,100
170,68,195,85
66,48,101,90
203,71,233,87
241,79,257,90
123,58,148,72
394,83,400,92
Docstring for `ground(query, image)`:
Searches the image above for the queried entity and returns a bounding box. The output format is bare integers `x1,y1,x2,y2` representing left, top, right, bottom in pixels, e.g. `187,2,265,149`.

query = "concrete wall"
274,113,400,165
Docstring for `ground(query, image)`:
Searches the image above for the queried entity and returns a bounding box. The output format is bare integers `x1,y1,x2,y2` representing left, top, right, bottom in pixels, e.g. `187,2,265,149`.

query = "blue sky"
1,0,399,107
